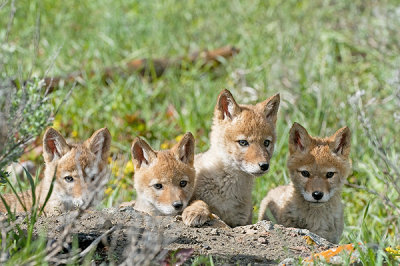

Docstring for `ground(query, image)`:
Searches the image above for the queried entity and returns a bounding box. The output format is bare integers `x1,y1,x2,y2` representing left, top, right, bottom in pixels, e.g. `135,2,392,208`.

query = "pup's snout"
258,162,269,171
172,201,183,210
312,191,324,200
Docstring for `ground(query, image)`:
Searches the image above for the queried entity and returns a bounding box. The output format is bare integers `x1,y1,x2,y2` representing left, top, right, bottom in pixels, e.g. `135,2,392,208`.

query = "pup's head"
210,89,280,176
287,123,351,203
43,127,111,211
131,132,195,216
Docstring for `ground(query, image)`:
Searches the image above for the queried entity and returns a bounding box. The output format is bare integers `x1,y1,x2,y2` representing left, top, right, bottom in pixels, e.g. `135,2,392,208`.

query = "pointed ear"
215,89,241,120
258,93,280,123
131,137,157,169
288,123,312,154
172,132,195,166
43,127,70,163
330,127,351,157
86,128,111,161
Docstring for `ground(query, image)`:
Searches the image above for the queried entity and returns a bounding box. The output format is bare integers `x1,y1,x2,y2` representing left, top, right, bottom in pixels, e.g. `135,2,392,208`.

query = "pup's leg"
258,195,271,221
247,208,253,225
182,200,211,226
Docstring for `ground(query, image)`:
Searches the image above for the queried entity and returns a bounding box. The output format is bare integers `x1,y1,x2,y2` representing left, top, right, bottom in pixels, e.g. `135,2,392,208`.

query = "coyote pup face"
131,133,195,216
210,89,280,176
287,123,351,203
43,127,111,212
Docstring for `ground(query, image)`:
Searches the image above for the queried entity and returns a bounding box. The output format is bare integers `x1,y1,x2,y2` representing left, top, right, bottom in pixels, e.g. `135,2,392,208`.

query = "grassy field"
1,0,400,264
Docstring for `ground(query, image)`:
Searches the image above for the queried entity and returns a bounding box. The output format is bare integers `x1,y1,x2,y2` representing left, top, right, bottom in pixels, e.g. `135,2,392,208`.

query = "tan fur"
183,89,280,227
259,123,351,243
0,127,111,214
123,132,196,216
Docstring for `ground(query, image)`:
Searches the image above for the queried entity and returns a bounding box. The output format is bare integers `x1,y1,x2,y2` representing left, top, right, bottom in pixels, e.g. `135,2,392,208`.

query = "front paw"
182,206,210,227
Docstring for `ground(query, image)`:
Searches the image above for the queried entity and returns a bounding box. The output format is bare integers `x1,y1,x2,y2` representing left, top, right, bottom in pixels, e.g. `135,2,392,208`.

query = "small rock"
105,208,117,214
259,220,274,231
119,207,129,212
102,219,113,229
203,244,211,250
279,258,295,266
174,215,182,222
330,256,343,264
257,237,268,245
210,228,219,236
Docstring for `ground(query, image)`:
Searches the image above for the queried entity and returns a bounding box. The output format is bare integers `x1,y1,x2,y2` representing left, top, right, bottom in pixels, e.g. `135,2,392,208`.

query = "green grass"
1,0,400,264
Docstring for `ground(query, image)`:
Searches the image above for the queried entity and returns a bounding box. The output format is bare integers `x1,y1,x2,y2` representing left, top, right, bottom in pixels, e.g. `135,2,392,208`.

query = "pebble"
174,215,182,222
210,228,219,236
203,244,211,250
259,220,274,231
102,219,113,229
257,237,268,244
279,258,295,266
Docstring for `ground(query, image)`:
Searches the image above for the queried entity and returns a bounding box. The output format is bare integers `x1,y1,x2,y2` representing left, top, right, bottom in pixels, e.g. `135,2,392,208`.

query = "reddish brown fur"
183,89,280,227
0,127,111,214
259,123,351,243
123,133,196,216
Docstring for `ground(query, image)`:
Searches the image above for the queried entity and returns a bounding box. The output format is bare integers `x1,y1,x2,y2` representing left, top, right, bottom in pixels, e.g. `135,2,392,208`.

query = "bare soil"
31,207,334,265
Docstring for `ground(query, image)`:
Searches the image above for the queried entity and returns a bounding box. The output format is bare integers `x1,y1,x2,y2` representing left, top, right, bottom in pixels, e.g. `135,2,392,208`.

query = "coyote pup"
125,132,196,216
258,123,351,243
0,127,111,214
183,89,280,227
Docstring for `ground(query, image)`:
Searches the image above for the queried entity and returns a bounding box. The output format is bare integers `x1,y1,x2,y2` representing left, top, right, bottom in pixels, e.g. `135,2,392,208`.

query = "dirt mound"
32,207,334,264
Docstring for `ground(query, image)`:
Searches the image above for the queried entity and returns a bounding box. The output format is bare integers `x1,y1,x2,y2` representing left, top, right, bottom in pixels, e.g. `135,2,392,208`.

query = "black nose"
172,201,183,210
312,191,324,200
259,162,269,171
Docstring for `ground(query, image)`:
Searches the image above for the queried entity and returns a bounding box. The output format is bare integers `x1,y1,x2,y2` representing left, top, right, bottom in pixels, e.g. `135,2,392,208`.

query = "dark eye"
326,172,335,178
180,180,187,187
238,140,249,147
64,176,74,183
153,183,163,190
264,139,271,147
300,171,310,178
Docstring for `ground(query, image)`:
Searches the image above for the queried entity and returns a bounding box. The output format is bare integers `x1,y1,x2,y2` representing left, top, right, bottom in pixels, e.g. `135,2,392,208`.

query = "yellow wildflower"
105,187,113,195
111,163,119,176
303,236,316,246
71,130,78,138
52,119,61,130
160,142,169,149
175,134,183,142
124,161,135,176
385,246,400,256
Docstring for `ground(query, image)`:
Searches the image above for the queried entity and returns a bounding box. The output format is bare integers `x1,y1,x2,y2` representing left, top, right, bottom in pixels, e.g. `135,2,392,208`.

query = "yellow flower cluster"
160,142,170,149
124,161,134,176
160,134,184,150
52,119,62,130
303,235,316,246
105,158,134,196
105,187,113,196
385,246,400,256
